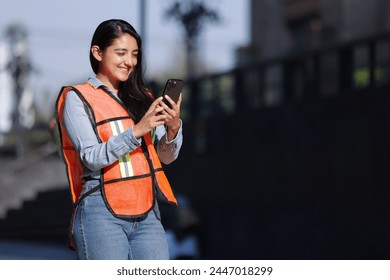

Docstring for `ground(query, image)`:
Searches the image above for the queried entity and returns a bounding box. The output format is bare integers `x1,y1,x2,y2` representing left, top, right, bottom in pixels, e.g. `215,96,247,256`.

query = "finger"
163,95,176,108
159,99,172,112
155,105,165,115
165,93,182,111
157,112,168,120
154,120,166,127
146,97,164,114
165,98,180,118
154,114,168,124
176,93,182,109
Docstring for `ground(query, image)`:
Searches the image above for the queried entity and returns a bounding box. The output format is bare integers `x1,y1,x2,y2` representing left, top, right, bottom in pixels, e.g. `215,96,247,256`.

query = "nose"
125,54,136,67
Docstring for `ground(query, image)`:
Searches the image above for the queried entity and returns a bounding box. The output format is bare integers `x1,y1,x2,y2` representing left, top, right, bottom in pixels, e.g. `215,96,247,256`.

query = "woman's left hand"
159,93,182,141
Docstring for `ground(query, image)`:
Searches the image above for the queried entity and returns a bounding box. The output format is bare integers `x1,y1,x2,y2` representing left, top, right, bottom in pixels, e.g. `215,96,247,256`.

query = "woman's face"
92,33,138,90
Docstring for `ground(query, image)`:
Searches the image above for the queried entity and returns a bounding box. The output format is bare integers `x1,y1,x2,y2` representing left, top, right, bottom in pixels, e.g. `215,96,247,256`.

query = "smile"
119,67,131,73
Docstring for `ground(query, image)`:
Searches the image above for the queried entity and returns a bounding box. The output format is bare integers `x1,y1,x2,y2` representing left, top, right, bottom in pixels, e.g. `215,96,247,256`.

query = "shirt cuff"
164,119,183,144
123,127,142,149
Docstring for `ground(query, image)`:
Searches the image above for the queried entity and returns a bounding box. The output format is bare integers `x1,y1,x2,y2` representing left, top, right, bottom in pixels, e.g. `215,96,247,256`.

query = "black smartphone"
162,79,184,108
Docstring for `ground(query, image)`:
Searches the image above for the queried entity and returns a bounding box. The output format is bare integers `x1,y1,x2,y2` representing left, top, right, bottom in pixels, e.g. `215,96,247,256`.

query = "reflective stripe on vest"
109,120,134,178
56,82,177,219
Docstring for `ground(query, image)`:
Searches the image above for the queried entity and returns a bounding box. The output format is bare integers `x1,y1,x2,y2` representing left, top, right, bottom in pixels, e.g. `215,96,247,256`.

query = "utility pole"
5,24,31,158
165,0,219,79
139,0,147,74
139,0,146,45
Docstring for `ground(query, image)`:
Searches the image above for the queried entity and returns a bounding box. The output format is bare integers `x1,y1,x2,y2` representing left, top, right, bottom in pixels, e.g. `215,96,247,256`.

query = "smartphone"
162,79,184,108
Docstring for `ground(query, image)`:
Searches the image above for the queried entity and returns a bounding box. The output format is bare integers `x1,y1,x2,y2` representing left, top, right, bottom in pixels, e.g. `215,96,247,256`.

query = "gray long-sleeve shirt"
62,77,183,190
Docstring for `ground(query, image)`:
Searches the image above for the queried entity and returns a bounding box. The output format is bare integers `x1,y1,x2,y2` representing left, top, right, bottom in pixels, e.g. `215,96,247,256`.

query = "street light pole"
139,0,147,74
6,24,31,158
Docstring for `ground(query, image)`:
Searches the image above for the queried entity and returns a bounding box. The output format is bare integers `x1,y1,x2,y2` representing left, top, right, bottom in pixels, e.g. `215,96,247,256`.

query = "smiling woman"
91,33,139,92
55,19,184,260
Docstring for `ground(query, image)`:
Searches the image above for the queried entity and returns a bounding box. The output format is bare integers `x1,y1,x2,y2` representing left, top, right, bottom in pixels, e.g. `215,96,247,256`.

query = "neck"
96,74,119,94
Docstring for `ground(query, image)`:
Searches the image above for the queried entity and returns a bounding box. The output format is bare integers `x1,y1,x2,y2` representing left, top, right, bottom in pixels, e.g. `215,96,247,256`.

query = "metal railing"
184,32,390,120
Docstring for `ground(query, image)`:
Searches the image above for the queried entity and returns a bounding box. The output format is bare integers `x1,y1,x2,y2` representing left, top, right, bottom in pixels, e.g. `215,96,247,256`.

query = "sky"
0,0,249,118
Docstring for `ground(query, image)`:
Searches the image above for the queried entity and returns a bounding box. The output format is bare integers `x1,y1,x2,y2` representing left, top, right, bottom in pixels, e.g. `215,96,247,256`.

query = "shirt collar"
86,76,121,101
87,77,105,89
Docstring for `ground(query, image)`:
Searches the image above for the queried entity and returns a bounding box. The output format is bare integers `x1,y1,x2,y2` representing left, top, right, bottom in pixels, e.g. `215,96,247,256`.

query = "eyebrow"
114,48,139,52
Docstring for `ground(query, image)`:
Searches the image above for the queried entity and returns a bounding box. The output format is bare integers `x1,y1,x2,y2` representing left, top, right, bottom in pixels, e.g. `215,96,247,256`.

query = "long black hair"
90,19,153,122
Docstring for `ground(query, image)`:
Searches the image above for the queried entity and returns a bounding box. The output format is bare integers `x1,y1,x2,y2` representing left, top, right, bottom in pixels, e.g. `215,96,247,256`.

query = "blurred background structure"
1,0,390,259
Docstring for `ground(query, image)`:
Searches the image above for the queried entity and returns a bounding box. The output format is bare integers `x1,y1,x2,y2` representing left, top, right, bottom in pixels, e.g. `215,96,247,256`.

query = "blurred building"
0,40,14,144
238,0,390,64
223,0,390,109
177,0,390,260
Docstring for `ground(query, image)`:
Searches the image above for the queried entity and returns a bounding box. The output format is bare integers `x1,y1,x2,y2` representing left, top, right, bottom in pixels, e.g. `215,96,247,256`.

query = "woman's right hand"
133,97,167,139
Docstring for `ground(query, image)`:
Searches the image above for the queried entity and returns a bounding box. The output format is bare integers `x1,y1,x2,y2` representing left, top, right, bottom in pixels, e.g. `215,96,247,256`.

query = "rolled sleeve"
122,127,142,150
155,120,183,164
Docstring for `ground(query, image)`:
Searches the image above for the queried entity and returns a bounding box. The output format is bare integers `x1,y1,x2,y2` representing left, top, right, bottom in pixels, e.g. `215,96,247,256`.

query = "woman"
56,19,183,260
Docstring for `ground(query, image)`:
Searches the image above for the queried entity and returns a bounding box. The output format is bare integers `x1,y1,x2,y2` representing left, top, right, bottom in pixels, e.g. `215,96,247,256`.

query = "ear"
91,45,102,61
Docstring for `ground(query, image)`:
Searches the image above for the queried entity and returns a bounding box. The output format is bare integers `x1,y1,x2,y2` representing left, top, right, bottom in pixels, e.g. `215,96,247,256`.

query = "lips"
119,67,130,73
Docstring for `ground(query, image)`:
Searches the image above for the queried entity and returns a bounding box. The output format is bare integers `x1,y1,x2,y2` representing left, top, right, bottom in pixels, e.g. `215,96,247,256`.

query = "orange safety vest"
56,83,178,219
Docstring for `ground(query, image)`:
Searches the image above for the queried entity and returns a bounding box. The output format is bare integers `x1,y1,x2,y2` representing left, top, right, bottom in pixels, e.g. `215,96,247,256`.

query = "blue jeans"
72,185,169,260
